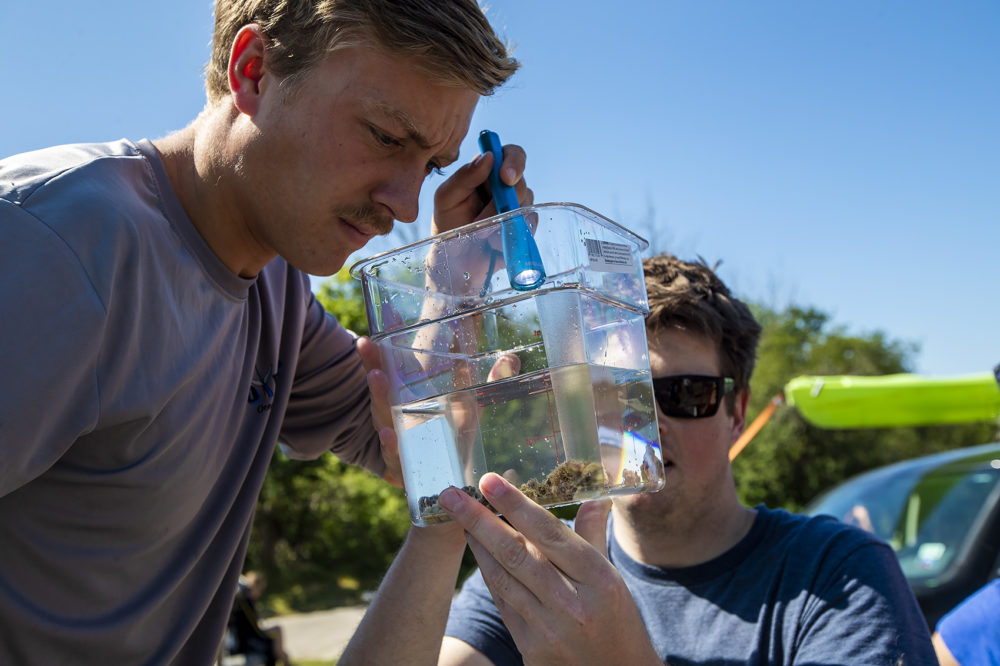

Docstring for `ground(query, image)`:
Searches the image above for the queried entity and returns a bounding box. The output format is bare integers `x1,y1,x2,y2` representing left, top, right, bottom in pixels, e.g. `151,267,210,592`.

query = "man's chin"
306,267,341,278
291,252,350,278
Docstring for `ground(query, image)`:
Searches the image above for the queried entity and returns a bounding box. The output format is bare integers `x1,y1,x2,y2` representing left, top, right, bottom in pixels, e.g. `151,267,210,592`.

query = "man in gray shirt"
0,1,528,663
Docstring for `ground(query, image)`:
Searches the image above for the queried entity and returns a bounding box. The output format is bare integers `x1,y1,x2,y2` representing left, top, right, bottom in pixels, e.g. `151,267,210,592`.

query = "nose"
372,165,423,224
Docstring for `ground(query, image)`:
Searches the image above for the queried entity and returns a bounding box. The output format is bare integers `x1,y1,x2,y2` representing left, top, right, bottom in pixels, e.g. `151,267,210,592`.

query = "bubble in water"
463,272,470,280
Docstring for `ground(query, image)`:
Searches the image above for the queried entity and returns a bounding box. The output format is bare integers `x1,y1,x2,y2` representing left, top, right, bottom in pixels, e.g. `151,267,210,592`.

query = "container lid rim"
348,202,649,280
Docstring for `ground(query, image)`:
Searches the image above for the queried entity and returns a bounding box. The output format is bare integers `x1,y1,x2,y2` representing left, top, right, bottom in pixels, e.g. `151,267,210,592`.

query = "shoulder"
1,139,163,263
1,140,184,305
757,504,887,555
1,140,151,208
751,505,907,597
755,507,936,663
755,505,918,609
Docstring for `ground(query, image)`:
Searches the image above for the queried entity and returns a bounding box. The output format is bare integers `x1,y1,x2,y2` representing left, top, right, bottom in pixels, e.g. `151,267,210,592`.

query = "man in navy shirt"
345,254,937,665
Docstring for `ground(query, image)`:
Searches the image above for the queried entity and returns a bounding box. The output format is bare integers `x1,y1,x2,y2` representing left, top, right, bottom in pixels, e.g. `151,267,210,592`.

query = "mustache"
335,205,394,236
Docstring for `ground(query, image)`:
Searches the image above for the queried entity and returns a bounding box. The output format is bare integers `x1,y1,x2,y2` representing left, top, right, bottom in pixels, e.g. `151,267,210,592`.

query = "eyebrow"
369,100,461,164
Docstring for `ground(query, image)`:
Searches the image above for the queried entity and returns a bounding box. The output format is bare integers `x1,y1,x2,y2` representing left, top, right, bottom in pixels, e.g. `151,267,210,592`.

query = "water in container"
351,203,665,525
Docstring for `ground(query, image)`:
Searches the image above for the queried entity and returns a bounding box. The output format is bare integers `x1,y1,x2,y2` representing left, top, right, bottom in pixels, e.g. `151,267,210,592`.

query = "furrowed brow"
371,100,460,164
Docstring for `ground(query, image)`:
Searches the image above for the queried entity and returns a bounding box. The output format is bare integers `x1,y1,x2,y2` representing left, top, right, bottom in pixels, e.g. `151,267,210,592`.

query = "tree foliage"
246,451,410,608
314,268,369,336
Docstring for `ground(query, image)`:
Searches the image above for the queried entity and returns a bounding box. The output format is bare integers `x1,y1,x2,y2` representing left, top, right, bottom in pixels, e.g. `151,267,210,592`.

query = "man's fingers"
356,335,381,373
487,353,521,382
573,499,612,557
359,336,393,430
497,144,526,186
432,152,494,232
474,474,611,584
440,487,572,621
496,143,532,213
464,534,546,632
365,368,391,425
359,335,398,480
378,427,403,486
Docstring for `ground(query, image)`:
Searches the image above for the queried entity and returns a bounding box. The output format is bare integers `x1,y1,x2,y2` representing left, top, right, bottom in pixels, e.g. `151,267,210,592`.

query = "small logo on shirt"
248,362,281,414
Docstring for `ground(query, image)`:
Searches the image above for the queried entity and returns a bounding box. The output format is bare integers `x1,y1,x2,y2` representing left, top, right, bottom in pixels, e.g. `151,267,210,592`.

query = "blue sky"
3,1,997,377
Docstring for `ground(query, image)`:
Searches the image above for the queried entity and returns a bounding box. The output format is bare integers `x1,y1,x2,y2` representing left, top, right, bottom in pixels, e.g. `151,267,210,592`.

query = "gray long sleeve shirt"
0,139,384,664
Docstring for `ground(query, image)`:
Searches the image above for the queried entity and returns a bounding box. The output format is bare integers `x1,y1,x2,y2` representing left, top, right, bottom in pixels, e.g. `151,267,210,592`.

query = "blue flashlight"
477,130,545,291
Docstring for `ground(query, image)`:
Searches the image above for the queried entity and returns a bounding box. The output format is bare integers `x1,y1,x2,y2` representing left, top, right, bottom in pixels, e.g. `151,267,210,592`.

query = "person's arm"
339,519,468,666
437,473,662,665
277,289,388,475
338,419,467,665
0,202,104,497
344,345,521,665
438,637,496,666
410,145,531,372
931,631,960,666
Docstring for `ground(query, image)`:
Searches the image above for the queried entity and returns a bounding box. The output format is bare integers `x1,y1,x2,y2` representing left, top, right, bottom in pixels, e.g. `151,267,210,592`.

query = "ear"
227,24,268,116
731,388,750,439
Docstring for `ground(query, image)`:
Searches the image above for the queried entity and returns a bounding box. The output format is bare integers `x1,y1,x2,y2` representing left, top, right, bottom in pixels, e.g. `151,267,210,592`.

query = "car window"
807,448,1000,584
807,466,921,542
894,466,1000,578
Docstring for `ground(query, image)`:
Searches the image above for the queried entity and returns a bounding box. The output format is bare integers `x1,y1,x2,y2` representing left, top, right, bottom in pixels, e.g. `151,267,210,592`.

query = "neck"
611,494,756,569
152,104,273,278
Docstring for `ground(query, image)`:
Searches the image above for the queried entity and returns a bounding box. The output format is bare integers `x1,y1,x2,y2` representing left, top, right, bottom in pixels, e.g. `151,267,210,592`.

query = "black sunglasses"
652,375,735,419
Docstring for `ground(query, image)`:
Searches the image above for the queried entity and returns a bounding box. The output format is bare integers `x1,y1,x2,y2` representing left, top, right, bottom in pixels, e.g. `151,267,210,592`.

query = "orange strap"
729,394,784,461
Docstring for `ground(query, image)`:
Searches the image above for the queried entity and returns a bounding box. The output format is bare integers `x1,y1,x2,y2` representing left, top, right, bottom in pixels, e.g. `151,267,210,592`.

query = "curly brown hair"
205,0,520,103
643,254,761,395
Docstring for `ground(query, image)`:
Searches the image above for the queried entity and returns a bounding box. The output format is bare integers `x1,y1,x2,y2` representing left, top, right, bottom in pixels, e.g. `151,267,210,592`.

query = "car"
804,441,1000,629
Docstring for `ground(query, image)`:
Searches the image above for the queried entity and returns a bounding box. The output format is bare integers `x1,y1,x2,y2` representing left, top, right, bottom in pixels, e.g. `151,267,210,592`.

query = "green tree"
314,268,369,336
734,304,997,511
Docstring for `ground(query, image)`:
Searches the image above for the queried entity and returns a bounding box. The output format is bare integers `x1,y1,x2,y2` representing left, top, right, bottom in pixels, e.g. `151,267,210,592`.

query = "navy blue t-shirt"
445,506,936,665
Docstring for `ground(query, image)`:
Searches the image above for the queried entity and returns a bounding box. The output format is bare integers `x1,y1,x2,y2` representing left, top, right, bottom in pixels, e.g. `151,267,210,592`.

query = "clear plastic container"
351,203,665,525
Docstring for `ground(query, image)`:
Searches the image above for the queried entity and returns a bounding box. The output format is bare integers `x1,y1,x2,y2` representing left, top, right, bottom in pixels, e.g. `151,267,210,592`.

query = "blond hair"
205,0,519,102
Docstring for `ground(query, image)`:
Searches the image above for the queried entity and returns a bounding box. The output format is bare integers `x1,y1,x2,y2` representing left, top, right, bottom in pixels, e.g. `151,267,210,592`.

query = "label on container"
584,238,634,273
